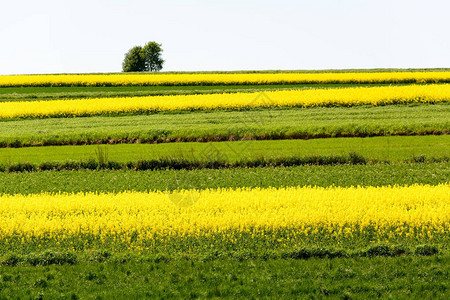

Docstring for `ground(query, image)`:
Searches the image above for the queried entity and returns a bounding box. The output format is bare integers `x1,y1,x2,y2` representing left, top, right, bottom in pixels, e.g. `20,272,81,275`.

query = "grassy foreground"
0,256,448,299
0,104,448,147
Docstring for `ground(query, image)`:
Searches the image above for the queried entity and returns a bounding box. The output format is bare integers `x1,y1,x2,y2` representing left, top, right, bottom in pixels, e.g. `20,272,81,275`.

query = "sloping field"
0,70,449,298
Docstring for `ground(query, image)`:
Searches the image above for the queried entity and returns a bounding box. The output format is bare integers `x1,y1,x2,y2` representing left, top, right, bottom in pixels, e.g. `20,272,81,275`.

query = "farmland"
2,70,450,87
0,104,448,147
2,84,450,119
0,70,449,298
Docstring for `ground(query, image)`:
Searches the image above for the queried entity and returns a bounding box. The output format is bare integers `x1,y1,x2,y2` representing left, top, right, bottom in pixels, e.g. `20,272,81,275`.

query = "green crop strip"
0,256,448,299
0,163,448,195
0,135,448,165
0,104,448,148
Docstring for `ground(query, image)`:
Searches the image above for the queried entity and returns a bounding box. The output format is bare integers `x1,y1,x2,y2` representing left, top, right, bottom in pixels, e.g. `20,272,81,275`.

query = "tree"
141,42,164,72
122,42,164,72
122,46,145,72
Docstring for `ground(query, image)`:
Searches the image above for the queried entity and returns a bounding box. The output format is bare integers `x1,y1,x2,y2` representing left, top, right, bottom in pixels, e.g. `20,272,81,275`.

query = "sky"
0,0,449,75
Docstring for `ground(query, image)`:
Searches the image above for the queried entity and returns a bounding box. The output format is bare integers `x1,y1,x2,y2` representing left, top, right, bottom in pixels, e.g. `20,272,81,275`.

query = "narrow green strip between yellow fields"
0,104,448,147
1,163,448,195
0,135,448,164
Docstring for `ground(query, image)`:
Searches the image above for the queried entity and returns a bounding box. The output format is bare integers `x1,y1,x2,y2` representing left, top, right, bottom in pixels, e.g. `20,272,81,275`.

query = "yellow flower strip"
1,72,450,87
1,84,449,119
0,184,448,241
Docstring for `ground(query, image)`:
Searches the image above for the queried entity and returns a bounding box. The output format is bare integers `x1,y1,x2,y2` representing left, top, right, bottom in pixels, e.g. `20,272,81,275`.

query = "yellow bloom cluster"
0,184,448,242
1,84,449,119
1,72,450,87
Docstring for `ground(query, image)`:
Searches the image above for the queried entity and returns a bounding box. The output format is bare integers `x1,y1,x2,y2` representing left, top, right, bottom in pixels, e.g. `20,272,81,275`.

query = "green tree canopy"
122,46,146,72
142,42,164,72
122,42,164,72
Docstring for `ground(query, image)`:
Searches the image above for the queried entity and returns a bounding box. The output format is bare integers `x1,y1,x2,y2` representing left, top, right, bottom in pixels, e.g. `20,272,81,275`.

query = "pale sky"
1,0,449,75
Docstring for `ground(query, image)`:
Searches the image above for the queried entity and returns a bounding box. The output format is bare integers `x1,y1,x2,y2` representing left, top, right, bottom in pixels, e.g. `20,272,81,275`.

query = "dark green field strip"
0,104,448,147
6,68,450,76
0,153,378,173
1,163,448,195
0,135,448,164
0,83,411,101
0,256,448,299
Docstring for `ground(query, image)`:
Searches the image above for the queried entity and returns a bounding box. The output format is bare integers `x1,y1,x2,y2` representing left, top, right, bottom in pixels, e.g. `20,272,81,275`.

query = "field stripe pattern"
2,71,450,87
1,84,450,119
0,104,448,147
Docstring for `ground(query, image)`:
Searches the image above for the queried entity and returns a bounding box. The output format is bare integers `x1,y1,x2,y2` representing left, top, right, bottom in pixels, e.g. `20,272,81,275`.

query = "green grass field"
0,135,448,165
1,163,448,194
1,256,448,299
1,103,448,147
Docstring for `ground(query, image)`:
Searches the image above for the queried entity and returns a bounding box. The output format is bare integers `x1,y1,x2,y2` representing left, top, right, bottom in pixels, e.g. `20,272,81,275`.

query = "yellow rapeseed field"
0,184,448,243
1,72,450,86
1,84,449,119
